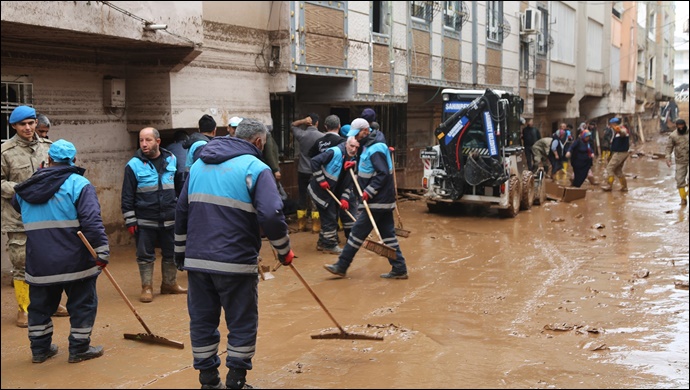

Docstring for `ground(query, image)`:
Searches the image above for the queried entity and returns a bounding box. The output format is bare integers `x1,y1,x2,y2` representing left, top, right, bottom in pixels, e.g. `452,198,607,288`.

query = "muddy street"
1,135,688,389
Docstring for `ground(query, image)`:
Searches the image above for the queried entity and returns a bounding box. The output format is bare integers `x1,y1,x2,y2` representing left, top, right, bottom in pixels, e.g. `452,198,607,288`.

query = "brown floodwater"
1,134,688,389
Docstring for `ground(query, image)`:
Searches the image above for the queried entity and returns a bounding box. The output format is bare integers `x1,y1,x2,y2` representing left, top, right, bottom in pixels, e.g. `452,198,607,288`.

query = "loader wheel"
533,168,547,206
520,170,535,210
498,176,521,218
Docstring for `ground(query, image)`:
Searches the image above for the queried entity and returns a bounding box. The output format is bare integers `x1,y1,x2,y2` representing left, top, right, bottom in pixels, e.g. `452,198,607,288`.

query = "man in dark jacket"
175,118,294,389
521,118,540,171
308,136,357,254
324,118,408,280
13,139,108,364
121,127,186,303
184,114,217,170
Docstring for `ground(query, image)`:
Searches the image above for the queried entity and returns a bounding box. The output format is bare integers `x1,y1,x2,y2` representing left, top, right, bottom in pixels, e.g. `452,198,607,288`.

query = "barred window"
2,80,34,143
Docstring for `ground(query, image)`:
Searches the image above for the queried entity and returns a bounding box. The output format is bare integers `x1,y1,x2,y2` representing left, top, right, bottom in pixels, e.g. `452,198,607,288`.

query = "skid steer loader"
421,88,547,217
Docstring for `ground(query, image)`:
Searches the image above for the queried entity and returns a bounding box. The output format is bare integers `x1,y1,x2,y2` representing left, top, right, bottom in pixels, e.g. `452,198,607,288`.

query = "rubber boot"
297,209,307,232
138,262,154,303
311,211,321,234
618,177,628,192
160,262,187,294
680,187,688,206
587,171,598,185
601,176,614,192
562,161,569,176
14,280,29,328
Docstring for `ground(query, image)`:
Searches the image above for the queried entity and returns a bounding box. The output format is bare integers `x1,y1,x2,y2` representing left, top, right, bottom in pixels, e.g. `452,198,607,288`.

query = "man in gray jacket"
291,113,323,232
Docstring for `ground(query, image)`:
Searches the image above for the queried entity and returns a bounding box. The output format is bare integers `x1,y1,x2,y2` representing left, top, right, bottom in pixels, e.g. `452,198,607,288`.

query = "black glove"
174,253,185,271
278,249,295,266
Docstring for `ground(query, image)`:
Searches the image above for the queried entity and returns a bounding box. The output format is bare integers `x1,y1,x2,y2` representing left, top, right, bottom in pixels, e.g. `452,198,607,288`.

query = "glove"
344,161,356,170
278,249,295,266
340,199,349,210
362,192,370,202
96,259,108,269
388,146,395,152
127,225,138,236
319,181,330,191
174,254,185,271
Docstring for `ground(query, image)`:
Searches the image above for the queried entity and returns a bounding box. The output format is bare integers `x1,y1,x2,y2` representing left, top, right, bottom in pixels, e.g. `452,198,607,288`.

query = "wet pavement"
1,134,688,389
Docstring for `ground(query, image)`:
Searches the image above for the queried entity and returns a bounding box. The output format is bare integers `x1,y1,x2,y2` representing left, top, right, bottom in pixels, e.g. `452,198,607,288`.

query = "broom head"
311,331,384,341
124,333,185,349
395,227,411,238
363,239,397,259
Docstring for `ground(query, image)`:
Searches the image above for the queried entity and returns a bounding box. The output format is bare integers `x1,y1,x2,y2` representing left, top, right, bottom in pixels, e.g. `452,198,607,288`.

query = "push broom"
388,147,411,238
77,231,185,349
349,168,398,260
288,262,383,341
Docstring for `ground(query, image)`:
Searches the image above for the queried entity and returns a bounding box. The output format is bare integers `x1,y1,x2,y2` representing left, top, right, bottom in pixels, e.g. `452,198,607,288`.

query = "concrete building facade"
1,1,677,262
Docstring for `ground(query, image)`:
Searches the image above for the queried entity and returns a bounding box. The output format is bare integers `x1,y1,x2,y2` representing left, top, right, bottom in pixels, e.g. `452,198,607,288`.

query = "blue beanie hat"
340,124,351,138
49,139,77,165
609,117,620,124
9,106,36,124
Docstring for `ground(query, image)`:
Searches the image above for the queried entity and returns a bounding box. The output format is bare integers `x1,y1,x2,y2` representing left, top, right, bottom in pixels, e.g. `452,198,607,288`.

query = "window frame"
1,80,34,143
486,1,503,44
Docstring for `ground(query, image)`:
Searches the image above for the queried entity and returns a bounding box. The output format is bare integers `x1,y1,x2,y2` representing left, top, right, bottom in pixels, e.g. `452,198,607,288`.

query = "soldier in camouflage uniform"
665,119,689,206
1,106,52,327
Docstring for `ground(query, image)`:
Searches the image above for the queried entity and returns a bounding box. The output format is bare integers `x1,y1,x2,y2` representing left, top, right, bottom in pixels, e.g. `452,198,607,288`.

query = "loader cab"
441,89,504,156
441,89,523,152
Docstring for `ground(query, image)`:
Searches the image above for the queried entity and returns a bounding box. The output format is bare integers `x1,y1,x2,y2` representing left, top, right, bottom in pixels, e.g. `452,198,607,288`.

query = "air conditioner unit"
520,8,541,35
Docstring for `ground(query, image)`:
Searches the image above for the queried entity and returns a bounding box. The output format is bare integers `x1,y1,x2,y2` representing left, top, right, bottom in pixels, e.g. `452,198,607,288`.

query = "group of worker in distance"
1,104,408,389
522,116,688,205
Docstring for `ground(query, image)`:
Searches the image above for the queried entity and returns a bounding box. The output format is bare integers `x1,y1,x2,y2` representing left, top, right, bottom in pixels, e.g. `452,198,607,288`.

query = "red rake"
77,231,184,349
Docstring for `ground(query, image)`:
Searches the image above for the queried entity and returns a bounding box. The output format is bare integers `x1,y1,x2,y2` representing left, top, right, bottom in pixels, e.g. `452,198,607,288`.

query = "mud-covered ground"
1,134,688,389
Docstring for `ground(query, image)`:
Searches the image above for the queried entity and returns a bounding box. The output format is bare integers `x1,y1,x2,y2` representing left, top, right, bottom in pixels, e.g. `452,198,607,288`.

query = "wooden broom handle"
390,152,404,227
325,188,357,222
77,231,153,335
288,263,347,334
349,169,384,243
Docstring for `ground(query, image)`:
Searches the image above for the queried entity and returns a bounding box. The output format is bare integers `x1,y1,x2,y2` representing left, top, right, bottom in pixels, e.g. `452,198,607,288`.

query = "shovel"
349,169,398,259
288,262,383,341
389,148,411,238
77,231,185,349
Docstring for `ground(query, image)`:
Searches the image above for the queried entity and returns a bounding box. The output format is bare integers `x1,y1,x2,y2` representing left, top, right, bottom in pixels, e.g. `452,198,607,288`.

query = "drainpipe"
472,1,478,86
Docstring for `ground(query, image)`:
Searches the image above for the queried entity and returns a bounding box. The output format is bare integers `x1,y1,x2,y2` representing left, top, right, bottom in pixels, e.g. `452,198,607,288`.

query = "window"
373,1,391,35
443,1,463,32
537,7,549,55
637,2,647,29
586,19,603,71
411,1,432,24
486,1,503,43
550,2,575,64
520,41,530,79
1,81,33,143
612,1,623,19
648,56,655,81
648,10,656,41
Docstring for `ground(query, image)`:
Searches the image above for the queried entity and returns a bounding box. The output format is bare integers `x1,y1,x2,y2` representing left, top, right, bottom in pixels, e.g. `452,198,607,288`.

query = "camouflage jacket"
1,135,52,232
665,130,689,164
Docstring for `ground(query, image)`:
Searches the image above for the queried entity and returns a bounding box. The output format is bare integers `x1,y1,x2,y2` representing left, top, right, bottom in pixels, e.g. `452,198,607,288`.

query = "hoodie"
12,165,109,285
174,136,291,276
